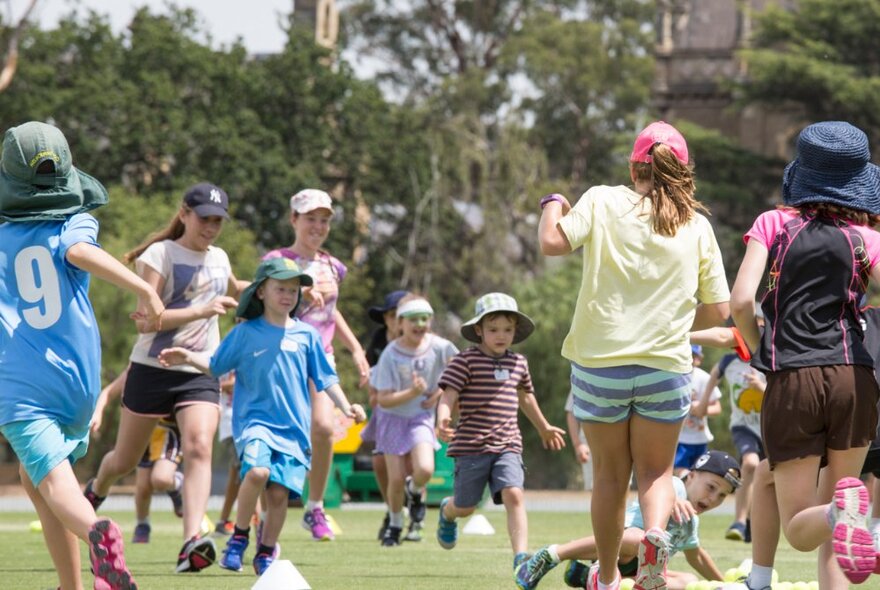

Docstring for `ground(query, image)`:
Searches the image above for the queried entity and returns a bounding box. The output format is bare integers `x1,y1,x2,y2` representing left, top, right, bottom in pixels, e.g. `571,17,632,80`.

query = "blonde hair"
780,203,880,227
630,144,708,237
123,207,187,264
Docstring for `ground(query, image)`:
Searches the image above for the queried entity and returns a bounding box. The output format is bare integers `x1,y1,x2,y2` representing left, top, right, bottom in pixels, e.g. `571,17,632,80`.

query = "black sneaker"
83,478,106,511
175,535,217,573
168,489,183,518
377,512,390,540
406,477,427,524
744,518,752,543
381,526,402,547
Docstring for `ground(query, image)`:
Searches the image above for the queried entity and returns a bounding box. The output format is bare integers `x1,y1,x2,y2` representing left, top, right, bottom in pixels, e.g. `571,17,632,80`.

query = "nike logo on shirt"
254,349,268,357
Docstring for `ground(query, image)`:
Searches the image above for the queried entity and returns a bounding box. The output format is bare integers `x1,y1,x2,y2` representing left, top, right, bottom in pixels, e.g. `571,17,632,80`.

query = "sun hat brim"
0,166,108,222
235,270,313,320
782,159,880,214
460,309,535,345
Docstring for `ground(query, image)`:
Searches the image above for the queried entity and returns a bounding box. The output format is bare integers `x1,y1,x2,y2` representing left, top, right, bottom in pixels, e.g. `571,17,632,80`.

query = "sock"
306,500,323,512
257,543,274,556
137,517,150,526
597,574,620,590
546,544,561,564
173,471,183,491
871,517,880,535
406,478,424,499
389,511,404,528
748,564,773,589
233,525,250,538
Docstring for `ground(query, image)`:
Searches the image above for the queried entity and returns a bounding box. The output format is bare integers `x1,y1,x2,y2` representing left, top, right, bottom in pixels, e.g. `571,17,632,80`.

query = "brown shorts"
762,364,879,467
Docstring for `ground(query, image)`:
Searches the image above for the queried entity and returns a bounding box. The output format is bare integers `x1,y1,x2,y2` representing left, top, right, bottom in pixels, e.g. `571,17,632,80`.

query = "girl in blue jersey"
84,182,247,573
731,121,880,586
158,257,365,576
0,121,164,590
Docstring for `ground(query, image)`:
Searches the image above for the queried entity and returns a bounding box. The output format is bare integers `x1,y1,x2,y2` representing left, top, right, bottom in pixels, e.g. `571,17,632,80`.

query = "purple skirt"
360,407,380,443
375,410,439,456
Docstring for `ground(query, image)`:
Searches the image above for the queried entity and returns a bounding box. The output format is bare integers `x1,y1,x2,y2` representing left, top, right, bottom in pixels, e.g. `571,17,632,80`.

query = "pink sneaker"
829,477,876,584
634,527,669,590
88,519,137,590
301,507,334,541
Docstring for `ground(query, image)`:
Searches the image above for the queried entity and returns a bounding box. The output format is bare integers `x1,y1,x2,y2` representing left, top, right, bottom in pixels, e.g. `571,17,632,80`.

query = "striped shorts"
570,363,691,424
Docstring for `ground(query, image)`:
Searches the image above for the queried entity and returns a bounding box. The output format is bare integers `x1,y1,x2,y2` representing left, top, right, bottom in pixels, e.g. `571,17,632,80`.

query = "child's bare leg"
259,484,289,547
150,458,178,492
176,403,219,539
234,467,269,531
38,461,100,540
555,534,599,561
20,464,83,590
92,409,157,495
816,455,862,589
735,452,759,526
384,454,407,514
665,570,698,590
750,460,780,567
307,388,335,506
501,487,527,555
442,498,476,520
372,454,389,504
218,459,240,523
630,415,683,532
582,420,634,585
134,467,152,522
409,442,435,490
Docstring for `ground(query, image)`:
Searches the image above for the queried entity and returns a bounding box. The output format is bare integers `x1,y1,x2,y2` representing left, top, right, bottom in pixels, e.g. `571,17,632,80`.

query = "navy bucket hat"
782,121,880,214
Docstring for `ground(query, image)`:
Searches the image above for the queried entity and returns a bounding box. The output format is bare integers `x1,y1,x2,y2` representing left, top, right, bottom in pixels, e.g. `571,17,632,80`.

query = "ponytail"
123,207,188,264
631,144,708,237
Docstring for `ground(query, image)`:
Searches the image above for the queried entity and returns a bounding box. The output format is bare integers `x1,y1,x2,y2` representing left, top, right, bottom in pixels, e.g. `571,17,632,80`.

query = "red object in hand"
730,327,752,362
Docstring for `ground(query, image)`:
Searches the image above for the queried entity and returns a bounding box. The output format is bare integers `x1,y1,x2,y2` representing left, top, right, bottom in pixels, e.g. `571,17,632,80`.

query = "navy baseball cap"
184,182,229,219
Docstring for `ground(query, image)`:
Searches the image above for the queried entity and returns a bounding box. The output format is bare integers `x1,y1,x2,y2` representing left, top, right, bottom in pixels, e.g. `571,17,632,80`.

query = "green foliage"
738,0,880,141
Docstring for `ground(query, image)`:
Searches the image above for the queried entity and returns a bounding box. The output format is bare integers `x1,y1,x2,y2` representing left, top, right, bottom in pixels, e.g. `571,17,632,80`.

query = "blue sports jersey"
0,214,101,430
209,316,339,467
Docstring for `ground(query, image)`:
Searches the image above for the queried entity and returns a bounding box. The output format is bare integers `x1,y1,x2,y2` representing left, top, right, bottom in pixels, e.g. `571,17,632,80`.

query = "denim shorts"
453,451,524,508
239,438,307,500
1,418,88,487
570,363,691,424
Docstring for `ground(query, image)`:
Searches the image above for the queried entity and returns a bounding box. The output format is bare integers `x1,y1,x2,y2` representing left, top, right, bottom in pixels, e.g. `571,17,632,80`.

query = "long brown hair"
781,203,880,227
630,144,708,237
123,207,188,264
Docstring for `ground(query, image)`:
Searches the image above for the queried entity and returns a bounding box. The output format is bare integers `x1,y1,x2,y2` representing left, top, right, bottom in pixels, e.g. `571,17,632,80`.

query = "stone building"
653,0,800,159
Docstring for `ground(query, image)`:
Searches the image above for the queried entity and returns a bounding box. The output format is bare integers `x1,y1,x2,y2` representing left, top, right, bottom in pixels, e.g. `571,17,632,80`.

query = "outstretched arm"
684,547,723,581
332,308,370,387
691,365,721,419
66,242,164,331
91,365,131,438
566,410,590,464
436,387,459,443
538,194,573,256
519,389,565,451
157,347,212,375
324,382,366,423
731,239,769,351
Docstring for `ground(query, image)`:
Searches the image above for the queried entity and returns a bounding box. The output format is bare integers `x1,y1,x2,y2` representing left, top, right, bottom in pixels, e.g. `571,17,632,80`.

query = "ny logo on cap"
210,188,222,203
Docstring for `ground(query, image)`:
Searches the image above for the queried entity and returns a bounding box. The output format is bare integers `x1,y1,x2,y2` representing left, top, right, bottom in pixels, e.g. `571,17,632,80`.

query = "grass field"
1,508,827,589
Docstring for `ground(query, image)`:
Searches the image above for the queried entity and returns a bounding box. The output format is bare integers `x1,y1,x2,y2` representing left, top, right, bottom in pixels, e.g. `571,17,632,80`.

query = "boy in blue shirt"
0,121,164,590
159,257,365,575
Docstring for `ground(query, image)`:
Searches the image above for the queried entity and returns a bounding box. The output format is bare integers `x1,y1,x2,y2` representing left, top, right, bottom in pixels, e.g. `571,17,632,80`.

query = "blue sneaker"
514,552,530,570
564,560,589,588
219,534,248,572
436,498,457,550
726,521,746,541
253,551,275,575
515,546,559,590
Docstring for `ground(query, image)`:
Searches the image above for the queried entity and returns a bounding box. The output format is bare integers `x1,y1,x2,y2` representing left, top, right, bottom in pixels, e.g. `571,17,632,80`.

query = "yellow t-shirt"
557,185,729,374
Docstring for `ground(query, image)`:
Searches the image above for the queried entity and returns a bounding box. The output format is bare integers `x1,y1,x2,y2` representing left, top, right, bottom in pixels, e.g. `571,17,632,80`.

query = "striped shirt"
438,347,534,456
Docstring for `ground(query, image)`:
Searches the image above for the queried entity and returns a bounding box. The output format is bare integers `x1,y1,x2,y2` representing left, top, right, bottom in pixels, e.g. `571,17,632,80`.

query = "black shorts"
862,446,880,478
731,426,765,461
122,362,220,417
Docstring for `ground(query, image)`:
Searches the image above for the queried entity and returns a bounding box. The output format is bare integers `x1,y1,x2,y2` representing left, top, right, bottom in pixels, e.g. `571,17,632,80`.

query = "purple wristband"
540,193,565,209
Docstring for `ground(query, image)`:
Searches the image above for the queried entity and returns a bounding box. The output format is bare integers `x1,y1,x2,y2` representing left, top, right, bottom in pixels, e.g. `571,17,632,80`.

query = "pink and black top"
746,208,880,372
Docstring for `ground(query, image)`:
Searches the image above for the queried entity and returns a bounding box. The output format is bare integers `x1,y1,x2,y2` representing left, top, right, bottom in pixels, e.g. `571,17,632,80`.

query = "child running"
159,257,365,575
85,182,247,573
0,121,164,590
435,293,565,575
516,450,741,590
538,120,730,590
730,121,880,584
373,294,459,546
673,345,721,478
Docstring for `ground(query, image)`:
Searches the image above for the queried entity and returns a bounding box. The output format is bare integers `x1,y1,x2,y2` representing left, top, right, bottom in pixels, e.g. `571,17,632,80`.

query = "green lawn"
1,509,826,589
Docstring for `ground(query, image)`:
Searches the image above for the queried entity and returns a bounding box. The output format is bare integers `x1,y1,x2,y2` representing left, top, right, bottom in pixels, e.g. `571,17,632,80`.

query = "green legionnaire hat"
236,257,314,320
460,292,535,344
0,121,109,222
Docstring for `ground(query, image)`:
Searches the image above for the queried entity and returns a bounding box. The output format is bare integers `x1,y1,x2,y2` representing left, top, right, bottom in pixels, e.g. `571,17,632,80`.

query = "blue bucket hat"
0,121,108,222
782,121,880,214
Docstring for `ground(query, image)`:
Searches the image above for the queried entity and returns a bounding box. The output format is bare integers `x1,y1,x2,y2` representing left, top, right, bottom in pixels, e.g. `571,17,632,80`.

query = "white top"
678,367,721,444
129,240,232,372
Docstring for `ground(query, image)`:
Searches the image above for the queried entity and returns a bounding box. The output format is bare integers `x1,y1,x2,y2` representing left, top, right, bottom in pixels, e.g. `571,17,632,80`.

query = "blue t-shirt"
209,317,339,467
624,476,700,555
0,214,101,431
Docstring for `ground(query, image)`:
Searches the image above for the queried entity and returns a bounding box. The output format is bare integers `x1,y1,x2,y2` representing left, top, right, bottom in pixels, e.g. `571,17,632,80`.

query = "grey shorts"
453,451,524,508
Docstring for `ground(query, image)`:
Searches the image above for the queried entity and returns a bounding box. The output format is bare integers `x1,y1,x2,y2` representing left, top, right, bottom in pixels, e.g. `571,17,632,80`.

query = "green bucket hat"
0,121,109,222
236,257,314,320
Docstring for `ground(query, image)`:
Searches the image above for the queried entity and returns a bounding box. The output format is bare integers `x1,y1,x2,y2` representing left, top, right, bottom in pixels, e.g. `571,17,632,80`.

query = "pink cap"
629,121,689,164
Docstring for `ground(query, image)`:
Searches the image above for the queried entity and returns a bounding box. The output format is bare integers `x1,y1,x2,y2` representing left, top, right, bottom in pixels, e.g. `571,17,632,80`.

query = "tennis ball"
771,570,779,584
791,583,809,590
29,519,42,532
198,514,215,537
620,579,635,590
807,582,818,590
685,582,701,590
724,568,741,582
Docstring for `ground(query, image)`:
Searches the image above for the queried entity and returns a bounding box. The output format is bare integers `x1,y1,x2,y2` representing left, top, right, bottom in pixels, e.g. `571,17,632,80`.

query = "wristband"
730,327,752,362
540,193,565,209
